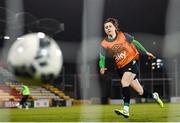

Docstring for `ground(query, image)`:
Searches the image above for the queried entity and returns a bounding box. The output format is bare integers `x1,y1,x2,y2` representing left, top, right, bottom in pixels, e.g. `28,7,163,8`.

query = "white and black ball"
7,32,63,81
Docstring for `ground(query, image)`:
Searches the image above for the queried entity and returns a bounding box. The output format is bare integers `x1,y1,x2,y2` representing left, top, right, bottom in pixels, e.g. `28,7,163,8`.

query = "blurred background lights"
151,58,164,69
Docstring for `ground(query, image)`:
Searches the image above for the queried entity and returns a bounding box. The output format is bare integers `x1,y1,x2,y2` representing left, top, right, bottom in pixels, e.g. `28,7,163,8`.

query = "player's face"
104,22,116,37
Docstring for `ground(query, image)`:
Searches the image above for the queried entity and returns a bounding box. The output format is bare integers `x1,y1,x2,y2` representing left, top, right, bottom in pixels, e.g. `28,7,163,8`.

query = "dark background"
24,0,168,40
0,0,168,42
0,0,169,74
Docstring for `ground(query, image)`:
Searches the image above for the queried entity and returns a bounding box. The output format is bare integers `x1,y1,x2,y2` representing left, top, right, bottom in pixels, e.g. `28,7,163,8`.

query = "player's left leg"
17,96,26,109
130,79,164,108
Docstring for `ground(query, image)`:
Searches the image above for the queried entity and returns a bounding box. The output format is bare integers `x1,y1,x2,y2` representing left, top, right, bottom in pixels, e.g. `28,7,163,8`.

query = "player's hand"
146,52,156,59
100,68,107,75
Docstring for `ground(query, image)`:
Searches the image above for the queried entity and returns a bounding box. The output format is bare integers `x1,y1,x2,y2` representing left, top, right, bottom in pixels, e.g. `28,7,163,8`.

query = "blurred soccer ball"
7,32,63,81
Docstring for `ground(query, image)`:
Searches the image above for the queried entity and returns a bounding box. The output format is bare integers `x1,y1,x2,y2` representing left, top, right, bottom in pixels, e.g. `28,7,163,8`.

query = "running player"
16,84,30,109
99,18,164,118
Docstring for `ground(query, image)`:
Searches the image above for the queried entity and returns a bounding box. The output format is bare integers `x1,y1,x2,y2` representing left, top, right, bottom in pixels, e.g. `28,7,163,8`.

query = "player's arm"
132,39,156,59
99,47,107,75
124,33,156,59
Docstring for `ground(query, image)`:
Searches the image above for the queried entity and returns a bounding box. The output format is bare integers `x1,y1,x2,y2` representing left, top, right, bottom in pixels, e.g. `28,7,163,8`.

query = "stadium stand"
43,84,73,101
0,83,21,101
7,83,63,101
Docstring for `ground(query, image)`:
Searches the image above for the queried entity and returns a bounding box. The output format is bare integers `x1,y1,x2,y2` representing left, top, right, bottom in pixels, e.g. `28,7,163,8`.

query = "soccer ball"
7,32,63,81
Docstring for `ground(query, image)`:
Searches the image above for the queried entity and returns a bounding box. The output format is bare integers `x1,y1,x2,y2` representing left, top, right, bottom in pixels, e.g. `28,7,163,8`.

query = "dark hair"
104,18,119,32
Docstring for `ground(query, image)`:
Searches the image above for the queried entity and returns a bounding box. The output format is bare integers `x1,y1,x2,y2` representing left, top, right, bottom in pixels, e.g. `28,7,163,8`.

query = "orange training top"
101,32,139,69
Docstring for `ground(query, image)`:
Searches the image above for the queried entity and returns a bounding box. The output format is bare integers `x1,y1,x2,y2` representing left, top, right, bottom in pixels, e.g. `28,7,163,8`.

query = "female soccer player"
99,18,164,118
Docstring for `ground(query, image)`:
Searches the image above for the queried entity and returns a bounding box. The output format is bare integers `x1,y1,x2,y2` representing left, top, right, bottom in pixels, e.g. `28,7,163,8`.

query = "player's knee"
138,89,144,96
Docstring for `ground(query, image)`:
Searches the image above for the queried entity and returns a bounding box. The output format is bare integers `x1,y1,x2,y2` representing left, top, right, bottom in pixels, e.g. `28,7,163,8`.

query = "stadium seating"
29,86,61,100
0,82,75,107
9,83,62,100
0,83,21,101
43,84,73,101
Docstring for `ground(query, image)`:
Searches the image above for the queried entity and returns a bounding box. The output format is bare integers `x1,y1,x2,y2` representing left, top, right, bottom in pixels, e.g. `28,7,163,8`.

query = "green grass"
0,103,180,122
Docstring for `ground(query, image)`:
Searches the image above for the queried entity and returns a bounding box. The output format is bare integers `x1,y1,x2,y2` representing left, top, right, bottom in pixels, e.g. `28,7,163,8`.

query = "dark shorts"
117,60,139,79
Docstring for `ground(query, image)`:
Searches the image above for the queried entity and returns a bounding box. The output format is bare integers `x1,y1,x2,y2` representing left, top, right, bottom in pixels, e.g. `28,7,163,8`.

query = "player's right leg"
16,102,22,109
114,109,129,118
152,92,164,108
114,72,136,118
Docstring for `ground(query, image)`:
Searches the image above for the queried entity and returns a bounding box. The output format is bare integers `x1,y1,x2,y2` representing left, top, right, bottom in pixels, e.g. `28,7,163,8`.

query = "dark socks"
122,86,130,106
141,89,153,99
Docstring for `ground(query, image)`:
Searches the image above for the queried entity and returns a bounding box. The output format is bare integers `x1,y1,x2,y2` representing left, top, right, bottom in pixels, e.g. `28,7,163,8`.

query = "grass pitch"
0,103,180,122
